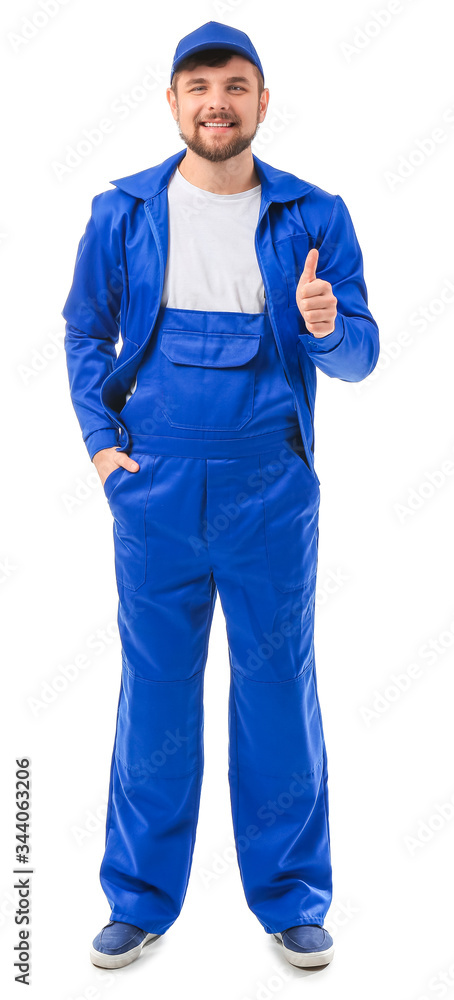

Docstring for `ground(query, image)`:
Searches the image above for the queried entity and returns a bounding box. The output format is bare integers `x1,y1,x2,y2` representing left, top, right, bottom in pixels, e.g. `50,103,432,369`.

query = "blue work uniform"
62,149,379,937
98,297,329,938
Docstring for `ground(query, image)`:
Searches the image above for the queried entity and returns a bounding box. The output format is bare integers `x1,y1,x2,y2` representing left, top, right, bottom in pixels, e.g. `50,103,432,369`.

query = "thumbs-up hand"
296,248,337,337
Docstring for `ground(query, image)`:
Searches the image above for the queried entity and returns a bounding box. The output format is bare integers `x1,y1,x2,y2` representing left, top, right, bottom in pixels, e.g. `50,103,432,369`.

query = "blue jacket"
62,147,379,475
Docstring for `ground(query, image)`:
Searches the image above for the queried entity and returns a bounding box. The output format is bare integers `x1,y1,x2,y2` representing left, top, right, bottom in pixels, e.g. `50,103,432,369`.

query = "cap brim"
171,42,261,79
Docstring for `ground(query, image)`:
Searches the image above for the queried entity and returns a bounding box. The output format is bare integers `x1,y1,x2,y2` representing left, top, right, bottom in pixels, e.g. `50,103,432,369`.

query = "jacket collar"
109,147,313,203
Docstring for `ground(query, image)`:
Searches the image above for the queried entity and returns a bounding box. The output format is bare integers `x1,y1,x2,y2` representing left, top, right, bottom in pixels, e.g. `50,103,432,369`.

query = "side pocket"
260,449,320,593
102,465,125,502
107,454,155,591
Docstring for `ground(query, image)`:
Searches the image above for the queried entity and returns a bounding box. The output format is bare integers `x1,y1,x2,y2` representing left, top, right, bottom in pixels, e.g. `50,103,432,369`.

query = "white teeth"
202,122,233,127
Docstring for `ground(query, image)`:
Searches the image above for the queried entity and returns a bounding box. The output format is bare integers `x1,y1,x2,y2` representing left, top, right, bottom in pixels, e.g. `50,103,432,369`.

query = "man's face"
166,55,268,162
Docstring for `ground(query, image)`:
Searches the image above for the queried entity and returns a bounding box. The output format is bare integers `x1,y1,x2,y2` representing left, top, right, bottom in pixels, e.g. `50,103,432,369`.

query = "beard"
176,112,261,162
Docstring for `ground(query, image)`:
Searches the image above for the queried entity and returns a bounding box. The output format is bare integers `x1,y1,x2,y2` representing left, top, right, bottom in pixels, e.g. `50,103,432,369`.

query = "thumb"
299,248,319,286
118,453,140,472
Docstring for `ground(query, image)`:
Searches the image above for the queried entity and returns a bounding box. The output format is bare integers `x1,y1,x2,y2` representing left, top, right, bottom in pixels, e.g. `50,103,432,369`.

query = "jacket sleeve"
298,194,380,381
62,193,123,460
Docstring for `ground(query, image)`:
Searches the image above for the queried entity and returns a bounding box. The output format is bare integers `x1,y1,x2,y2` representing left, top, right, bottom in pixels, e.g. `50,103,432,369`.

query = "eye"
190,85,244,92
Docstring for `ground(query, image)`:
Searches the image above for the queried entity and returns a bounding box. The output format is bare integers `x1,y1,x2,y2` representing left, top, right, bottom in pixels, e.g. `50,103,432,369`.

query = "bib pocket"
159,330,261,431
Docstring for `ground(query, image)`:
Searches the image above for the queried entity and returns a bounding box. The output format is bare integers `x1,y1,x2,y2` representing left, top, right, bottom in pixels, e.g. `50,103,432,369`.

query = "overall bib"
99,299,332,936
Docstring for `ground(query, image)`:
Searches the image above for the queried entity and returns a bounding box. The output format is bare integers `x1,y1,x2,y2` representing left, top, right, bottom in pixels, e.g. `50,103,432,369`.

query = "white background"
1,0,453,997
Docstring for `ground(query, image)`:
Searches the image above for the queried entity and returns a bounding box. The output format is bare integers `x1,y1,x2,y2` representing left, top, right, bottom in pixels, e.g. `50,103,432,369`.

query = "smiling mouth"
200,122,236,130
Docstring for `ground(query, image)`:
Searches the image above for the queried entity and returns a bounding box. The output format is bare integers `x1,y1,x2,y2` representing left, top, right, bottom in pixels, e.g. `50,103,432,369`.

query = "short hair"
170,47,264,100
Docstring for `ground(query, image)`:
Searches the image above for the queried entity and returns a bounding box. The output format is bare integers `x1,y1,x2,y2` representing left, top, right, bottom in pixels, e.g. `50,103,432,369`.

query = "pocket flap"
160,331,261,368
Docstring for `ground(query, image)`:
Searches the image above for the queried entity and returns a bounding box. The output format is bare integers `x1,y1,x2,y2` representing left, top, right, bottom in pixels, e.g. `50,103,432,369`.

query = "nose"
206,85,230,111
206,103,228,113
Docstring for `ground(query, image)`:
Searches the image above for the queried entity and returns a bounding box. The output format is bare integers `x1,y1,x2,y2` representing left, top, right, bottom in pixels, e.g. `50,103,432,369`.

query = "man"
62,21,379,972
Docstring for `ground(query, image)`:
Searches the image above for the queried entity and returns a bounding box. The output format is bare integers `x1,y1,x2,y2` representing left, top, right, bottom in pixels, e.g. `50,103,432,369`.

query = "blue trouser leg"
205,444,332,933
224,589,332,933
99,442,332,935
99,452,217,935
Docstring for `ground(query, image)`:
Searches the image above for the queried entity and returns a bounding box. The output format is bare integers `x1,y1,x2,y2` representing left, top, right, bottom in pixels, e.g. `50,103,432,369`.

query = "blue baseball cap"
170,20,264,87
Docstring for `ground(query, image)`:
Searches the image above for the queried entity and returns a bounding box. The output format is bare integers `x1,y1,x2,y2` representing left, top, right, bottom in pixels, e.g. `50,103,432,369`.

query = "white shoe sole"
273,931,334,968
90,932,160,969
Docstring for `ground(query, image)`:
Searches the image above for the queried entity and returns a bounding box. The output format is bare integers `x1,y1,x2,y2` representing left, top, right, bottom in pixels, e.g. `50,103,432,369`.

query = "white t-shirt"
126,164,265,400
161,164,265,313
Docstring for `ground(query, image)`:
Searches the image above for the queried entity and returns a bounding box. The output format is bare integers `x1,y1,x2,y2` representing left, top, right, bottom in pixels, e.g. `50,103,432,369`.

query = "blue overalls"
99,297,332,936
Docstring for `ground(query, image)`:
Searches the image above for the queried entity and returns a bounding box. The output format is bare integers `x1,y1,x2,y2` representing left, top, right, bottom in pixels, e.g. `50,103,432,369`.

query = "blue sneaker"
90,920,161,969
273,924,334,968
